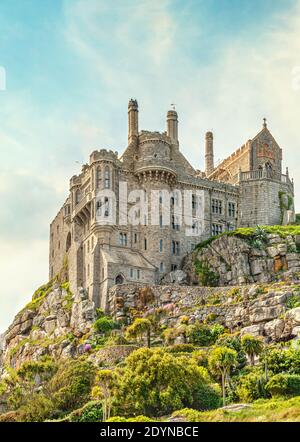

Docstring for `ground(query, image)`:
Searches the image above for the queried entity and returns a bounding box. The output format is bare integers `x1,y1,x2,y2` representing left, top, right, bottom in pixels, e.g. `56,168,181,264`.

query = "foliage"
266,374,300,398
261,346,300,375
241,335,264,366
167,344,195,353
216,333,247,368
208,346,238,406
194,259,219,287
92,370,115,421
65,401,102,422
93,317,119,335
18,393,55,422
286,293,300,309
113,348,221,417
125,318,152,348
47,358,96,413
187,322,224,347
235,371,269,402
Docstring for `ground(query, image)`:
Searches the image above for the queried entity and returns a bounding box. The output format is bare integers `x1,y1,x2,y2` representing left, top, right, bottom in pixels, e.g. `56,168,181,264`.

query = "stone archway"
115,274,125,285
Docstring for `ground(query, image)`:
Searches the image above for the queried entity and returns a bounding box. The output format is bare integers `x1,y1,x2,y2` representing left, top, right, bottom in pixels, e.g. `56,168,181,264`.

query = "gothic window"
130,268,134,278
160,262,164,272
104,166,110,189
172,215,180,230
144,238,147,250
134,233,138,243
96,166,101,189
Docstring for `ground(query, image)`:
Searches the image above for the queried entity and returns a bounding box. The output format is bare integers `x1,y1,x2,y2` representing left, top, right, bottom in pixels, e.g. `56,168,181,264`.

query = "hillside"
1,226,300,422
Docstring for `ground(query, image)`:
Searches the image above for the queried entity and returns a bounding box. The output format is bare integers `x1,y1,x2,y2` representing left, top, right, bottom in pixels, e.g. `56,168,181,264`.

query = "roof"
100,247,156,270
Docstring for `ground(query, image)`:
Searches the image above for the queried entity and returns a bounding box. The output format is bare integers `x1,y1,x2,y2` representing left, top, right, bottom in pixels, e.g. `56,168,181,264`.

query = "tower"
167,108,179,145
128,99,139,144
205,131,214,176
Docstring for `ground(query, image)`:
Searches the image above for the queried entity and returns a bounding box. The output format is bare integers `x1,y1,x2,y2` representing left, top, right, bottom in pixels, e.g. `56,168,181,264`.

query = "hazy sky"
1,0,300,332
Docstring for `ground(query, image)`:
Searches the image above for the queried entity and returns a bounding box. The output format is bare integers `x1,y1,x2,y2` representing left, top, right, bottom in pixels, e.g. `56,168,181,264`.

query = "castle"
49,100,295,310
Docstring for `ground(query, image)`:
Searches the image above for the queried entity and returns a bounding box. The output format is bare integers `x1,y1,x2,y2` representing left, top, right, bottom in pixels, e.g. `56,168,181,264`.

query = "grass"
172,396,300,422
196,225,300,252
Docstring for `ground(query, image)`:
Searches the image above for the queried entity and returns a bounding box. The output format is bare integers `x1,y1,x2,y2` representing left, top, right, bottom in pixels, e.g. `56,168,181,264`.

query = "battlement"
89,149,119,164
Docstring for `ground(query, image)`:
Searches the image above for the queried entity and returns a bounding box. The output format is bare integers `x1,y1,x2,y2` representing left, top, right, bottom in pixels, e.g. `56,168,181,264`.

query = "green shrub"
266,374,300,397
47,358,96,412
286,294,300,309
18,393,55,422
235,372,269,402
194,259,219,287
94,317,119,334
262,347,300,375
65,400,102,422
167,344,195,353
114,348,221,417
188,323,224,346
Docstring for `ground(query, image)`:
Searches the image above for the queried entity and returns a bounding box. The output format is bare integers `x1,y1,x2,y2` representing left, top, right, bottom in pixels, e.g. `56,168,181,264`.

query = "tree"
114,348,221,417
241,335,264,366
126,318,152,348
208,346,237,406
92,370,115,422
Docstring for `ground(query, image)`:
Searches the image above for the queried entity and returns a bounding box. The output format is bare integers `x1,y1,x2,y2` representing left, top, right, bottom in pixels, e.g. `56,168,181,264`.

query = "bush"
263,347,300,375
65,400,102,422
266,374,300,398
94,317,119,334
114,348,221,417
188,323,224,346
167,344,195,353
235,372,269,402
18,393,55,422
47,358,96,413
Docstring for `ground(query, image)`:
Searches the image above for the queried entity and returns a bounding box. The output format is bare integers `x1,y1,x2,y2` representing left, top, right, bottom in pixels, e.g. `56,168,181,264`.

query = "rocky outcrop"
1,283,95,370
183,232,300,286
108,282,300,343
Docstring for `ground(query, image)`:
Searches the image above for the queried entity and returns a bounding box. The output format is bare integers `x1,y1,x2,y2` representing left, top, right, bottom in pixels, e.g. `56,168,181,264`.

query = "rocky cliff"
183,227,300,286
2,227,300,372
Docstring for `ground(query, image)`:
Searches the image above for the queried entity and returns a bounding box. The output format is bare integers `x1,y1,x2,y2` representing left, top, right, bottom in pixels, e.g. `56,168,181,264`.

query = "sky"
1,0,300,332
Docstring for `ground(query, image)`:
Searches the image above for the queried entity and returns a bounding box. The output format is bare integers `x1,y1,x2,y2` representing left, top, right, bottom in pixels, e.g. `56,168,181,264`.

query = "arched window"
96,166,101,189
115,274,124,285
66,232,72,252
104,166,110,189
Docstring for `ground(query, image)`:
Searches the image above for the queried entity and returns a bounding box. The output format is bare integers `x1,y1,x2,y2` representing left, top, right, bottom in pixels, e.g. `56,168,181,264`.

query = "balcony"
239,169,293,189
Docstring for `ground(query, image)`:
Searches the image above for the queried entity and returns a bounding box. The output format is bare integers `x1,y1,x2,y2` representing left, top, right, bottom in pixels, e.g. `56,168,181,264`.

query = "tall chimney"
128,99,139,144
205,131,214,176
167,109,178,146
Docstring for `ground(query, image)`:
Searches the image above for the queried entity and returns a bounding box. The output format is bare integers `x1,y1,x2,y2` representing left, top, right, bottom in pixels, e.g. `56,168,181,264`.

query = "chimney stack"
128,99,139,144
205,131,214,176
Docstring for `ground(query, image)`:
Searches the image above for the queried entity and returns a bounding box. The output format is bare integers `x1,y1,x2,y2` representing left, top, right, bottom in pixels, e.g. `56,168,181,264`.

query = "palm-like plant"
208,346,237,406
241,334,264,366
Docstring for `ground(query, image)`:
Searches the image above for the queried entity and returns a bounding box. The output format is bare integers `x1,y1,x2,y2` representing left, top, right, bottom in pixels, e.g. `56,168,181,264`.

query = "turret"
167,108,178,146
128,99,139,144
205,131,214,176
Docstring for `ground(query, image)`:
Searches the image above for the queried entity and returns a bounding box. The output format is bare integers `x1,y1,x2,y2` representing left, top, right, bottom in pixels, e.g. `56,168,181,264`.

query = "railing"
239,170,293,188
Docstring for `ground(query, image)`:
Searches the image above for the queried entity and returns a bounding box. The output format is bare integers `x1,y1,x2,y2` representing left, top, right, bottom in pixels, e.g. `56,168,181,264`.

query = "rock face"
0,283,95,370
108,282,300,343
182,232,300,286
